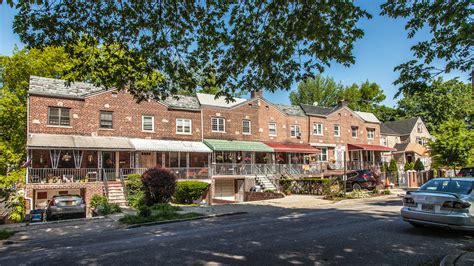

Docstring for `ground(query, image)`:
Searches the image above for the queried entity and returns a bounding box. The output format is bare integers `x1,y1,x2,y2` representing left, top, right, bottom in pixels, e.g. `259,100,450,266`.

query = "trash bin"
29,209,45,223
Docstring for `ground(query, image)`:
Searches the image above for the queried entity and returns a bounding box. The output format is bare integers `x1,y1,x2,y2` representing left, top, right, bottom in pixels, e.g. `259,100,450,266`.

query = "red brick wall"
29,91,202,141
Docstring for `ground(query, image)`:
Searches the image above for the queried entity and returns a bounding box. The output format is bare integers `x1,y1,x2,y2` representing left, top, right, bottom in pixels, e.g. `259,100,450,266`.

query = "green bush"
126,174,144,208
414,158,425,171
0,229,15,240
371,187,380,194
174,181,210,204
110,203,122,213
382,189,391,195
263,189,275,193
90,194,121,215
138,205,151,217
404,162,415,171
90,195,108,209
141,167,176,205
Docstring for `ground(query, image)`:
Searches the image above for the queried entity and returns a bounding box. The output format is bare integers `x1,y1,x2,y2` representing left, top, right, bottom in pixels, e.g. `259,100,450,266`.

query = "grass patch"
0,229,15,240
120,203,202,225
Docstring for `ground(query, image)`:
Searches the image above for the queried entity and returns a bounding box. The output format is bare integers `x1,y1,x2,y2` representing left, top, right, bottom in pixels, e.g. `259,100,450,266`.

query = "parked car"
457,167,474,177
345,170,379,191
401,178,474,231
46,194,86,221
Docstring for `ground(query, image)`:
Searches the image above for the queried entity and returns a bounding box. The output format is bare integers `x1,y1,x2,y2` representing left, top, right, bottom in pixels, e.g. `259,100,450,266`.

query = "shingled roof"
29,76,106,98
162,95,200,110
275,104,306,117
300,104,336,116
381,117,419,136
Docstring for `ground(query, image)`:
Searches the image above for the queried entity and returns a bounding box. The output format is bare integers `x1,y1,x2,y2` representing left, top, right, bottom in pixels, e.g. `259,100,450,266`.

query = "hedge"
174,181,210,204
279,178,334,195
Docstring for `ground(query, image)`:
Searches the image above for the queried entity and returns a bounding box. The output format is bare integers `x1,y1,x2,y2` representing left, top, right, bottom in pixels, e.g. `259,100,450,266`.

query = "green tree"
397,78,473,132
12,2,371,99
381,1,473,96
388,159,398,174
414,158,425,172
430,120,474,171
289,75,345,106
339,81,386,112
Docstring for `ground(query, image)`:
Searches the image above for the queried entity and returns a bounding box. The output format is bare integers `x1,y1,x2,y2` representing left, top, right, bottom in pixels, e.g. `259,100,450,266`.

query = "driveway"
1,195,472,265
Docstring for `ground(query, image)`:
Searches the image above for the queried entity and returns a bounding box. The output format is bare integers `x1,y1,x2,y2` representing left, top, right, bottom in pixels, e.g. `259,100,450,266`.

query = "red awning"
264,142,321,153
347,144,396,151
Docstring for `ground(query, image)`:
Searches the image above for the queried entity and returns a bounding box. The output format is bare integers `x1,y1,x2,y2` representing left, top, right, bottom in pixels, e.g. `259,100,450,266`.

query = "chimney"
250,90,263,99
338,99,349,108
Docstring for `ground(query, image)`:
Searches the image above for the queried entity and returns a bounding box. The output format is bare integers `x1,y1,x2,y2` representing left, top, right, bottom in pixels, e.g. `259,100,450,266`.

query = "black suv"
457,167,474,177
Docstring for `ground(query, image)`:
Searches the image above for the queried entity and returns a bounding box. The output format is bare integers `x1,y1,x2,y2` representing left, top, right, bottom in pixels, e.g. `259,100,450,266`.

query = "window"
176,118,192,134
242,120,251,134
290,125,301,137
318,148,328,162
48,107,70,126
367,128,375,139
142,115,154,132
211,117,225,132
417,122,423,133
334,124,340,137
381,137,387,146
313,123,323,135
100,111,113,129
269,123,277,136
351,126,358,138
416,137,423,145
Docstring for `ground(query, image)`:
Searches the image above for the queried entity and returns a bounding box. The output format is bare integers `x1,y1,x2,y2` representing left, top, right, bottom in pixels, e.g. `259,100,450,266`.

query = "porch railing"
120,167,210,180
27,168,102,183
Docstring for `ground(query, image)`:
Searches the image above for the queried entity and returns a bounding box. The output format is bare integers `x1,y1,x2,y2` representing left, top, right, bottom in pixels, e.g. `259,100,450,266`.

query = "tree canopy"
429,120,474,171
381,1,473,96
289,74,345,107
12,1,371,99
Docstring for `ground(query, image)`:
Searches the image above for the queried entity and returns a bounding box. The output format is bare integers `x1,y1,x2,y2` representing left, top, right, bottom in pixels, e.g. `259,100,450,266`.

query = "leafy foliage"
0,229,15,240
90,195,108,209
12,2,370,99
6,190,25,222
125,174,144,208
404,162,415,171
173,181,209,204
396,78,473,132
141,168,177,205
430,120,474,170
414,158,425,172
381,1,473,96
90,195,121,215
388,159,398,174
289,75,345,107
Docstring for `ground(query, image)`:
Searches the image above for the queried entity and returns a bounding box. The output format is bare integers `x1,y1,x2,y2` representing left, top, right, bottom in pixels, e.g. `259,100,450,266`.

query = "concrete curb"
440,251,474,266
124,211,247,229
25,216,106,227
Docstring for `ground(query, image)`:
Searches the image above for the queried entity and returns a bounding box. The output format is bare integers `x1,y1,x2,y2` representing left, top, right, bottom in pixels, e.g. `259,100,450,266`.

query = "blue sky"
0,2,466,107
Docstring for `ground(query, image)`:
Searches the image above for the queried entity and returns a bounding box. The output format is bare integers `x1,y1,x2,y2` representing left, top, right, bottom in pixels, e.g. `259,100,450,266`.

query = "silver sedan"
46,194,86,221
401,178,474,231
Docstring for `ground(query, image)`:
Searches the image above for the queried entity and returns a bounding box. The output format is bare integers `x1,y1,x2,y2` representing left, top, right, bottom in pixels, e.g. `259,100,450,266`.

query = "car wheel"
352,183,362,191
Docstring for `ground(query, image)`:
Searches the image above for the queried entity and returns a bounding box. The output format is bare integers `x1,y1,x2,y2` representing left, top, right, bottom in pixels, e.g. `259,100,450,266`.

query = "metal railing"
120,167,210,180
27,168,101,183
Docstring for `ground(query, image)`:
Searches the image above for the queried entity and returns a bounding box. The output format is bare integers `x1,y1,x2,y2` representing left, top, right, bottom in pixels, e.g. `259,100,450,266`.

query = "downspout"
200,108,204,142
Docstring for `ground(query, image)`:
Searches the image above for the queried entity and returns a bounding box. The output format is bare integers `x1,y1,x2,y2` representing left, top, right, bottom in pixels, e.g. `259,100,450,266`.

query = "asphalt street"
0,197,472,265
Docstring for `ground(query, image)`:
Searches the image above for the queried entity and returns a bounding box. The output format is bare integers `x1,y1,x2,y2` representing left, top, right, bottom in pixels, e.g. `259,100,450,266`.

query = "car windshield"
419,179,473,195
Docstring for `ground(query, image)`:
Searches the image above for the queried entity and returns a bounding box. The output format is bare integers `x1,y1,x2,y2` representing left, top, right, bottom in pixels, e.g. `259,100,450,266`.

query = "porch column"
115,151,120,179
208,153,212,177
152,152,157,167
186,152,190,179
130,152,135,168
97,151,103,181
135,152,140,168
359,150,363,169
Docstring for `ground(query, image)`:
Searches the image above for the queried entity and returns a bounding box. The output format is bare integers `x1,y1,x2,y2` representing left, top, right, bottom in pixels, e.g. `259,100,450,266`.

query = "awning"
27,133,135,151
394,142,428,155
347,143,396,152
130,139,212,153
204,139,273,152
264,142,321,153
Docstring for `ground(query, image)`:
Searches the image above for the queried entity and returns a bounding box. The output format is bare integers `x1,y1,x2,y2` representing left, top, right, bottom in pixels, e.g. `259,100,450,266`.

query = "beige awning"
27,134,135,151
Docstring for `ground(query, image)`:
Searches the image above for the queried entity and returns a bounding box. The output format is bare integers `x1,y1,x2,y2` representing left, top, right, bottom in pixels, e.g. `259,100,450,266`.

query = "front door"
102,152,116,180
236,179,245,202
140,152,154,168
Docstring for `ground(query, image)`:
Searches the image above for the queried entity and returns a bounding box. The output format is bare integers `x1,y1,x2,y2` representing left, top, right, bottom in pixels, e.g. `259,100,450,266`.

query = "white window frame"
142,115,155,132
48,107,70,126
211,117,225,133
242,120,251,135
176,118,192,134
268,123,277,136
290,125,301,138
351,126,358,138
313,123,323,136
334,124,340,137
417,123,423,133
367,128,375,139
318,148,328,162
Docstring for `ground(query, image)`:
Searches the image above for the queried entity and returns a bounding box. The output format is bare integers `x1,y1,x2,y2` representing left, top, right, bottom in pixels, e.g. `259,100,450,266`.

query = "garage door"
214,180,235,201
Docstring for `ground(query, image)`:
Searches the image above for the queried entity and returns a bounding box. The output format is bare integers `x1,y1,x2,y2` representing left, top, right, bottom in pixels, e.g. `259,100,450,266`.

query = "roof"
300,104,335,116
354,111,380,124
130,139,212,153
29,76,106,98
203,139,273,152
275,104,306,117
27,134,134,150
347,143,396,152
381,117,419,136
196,93,247,108
162,95,200,110
264,142,320,153
393,142,428,155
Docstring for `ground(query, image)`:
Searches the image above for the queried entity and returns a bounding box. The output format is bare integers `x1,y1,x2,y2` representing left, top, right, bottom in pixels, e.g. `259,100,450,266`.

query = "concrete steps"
256,176,277,191
107,182,127,207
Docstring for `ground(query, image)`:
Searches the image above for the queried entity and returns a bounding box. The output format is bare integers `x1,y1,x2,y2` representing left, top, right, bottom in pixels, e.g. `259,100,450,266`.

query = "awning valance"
347,143,396,152
27,134,135,150
264,142,320,153
204,139,273,152
130,139,212,153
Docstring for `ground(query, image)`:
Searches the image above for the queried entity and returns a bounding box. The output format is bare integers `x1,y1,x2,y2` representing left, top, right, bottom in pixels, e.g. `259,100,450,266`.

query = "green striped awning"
203,139,274,152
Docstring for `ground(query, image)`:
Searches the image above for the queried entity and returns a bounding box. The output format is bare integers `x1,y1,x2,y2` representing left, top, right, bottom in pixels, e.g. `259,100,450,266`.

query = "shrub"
174,181,210,204
7,191,25,222
404,162,415,171
371,187,380,194
110,203,122,213
414,158,425,172
126,174,144,208
90,195,108,209
90,195,121,215
141,167,177,205
263,189,275,193
382,189,391,195
0,229,15,240
138,205,151,217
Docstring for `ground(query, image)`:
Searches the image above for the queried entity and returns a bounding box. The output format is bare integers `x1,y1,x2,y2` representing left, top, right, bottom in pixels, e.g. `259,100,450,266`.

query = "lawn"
119,204,203,225
0,229,15,240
